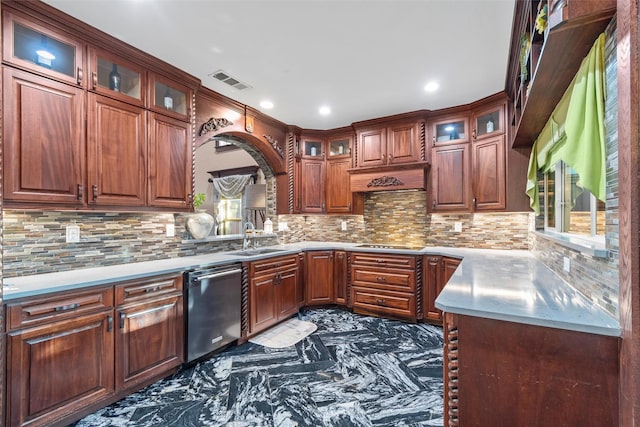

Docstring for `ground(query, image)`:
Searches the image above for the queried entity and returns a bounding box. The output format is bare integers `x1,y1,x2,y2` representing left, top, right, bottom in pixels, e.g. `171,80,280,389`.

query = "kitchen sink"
231,248,287,256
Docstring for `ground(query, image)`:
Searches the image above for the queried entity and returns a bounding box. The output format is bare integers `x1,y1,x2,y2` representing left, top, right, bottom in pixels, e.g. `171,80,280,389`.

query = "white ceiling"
43,0,515,130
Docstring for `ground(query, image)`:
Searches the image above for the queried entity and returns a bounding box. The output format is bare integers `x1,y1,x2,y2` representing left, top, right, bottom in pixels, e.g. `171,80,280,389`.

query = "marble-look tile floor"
71,308,444,427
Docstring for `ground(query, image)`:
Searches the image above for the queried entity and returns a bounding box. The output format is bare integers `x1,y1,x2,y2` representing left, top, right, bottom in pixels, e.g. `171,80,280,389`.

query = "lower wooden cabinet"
443,313,619,427
350,252,417,320
248,254,301,336
5,274,184,427
334,250,348,305
424,256,461,323
115,276,184,391
305,251,335,305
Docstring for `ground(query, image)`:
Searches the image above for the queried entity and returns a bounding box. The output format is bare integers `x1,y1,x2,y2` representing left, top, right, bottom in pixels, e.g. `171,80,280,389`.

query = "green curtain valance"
526,33,606,214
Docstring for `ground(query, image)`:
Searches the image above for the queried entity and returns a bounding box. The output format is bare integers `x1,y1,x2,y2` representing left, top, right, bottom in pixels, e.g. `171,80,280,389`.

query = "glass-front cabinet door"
88,48,145,106
328,135,352,158
302,139,324,158
473,104,504,140
3,10,84,86
149,73,190,121
431,117,469,146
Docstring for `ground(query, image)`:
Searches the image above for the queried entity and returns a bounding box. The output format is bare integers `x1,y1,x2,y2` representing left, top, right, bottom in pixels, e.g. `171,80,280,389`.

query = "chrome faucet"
243,221,255,251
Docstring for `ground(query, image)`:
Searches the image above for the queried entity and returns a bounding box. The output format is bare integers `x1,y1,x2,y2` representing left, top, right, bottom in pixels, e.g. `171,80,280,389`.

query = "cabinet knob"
388,153,393,162
432,136,436,147
92,184,98,201
77,184,83,200
472,129,477,140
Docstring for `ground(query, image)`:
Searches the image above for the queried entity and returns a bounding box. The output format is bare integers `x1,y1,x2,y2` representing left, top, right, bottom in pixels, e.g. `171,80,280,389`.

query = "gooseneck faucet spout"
243,221,255,251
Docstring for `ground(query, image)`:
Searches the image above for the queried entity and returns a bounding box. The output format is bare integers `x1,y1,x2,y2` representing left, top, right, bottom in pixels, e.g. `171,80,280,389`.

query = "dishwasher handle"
191,268,242,282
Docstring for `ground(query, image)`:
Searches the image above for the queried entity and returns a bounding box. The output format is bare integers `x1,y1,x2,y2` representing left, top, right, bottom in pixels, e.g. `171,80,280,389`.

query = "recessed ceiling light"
424,81,439,92
319,106,331,115
260,100,274,109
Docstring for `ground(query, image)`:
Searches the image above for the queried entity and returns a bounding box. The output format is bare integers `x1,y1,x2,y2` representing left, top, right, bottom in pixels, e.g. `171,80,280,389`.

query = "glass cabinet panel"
96,56,142,100
154,81,187,116
475,108,502,138
304,140,323,157
328,138,350,157
434,120,467,143
12,21,76,78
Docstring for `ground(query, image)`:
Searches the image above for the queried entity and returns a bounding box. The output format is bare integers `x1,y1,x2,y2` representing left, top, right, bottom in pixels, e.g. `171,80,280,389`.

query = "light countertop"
2,242,621,337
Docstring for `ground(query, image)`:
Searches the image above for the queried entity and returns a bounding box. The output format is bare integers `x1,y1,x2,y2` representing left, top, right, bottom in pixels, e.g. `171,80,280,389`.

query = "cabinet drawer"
351,287,416,318
115,274,182,306
7,286,114,331
249,255,298,275
351,252,416,269
352,267,415,292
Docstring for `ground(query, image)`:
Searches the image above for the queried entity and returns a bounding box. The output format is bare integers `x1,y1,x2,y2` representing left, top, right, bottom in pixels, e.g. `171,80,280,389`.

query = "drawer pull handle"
54,303,80,312
376,298,386,305
107,315,113,332
145,286,161,293
376,276,387,282
376,260,386,263
119,312,126,329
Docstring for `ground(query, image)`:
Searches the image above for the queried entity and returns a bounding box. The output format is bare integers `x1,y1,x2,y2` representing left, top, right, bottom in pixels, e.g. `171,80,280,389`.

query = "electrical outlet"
454,222,463,232
341,221,348,231
166,223,175,237
563,256,571,273
66,225,80,243
278,222,288,231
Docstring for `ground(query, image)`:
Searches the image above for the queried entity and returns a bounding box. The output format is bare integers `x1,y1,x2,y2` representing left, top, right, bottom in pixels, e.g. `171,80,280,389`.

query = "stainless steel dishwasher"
185,263,242,363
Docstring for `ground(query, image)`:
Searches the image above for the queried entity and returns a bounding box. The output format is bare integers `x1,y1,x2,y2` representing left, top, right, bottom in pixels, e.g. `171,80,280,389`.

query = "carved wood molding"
198,117,233,136
264,134,285,159
366,176,405,188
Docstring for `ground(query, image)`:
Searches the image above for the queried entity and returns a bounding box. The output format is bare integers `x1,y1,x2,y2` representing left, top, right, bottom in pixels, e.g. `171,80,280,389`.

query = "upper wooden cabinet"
1,2,198,212
3,67,86,206
356,119,422,168
88,47,145,107
2,9,85,87
431,116,470,146
149,72,191,122
472,104,504,141
507,0,615,147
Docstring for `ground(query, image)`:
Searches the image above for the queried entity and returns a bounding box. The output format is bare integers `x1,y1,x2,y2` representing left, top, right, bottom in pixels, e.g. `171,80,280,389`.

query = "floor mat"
249,318,317,348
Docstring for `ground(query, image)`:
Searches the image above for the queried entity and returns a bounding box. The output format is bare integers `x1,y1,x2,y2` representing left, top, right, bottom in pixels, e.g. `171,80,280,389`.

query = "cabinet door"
148,112,192,210
431,117,469,146
334,250,348,305
88,47,145,107
87,93,147,207
149,73,191,122
472,104,504,140
3,10,85,87
432,143,471,211
249,274,278,334
3,67,85,205
7,310,114,427
472,135,506,211
357,128,386,167
387,121,420,164
326,158,353,213
305,251,334,305
116,293,183,390
277,267,299,319
293,156,302,213
301,158,325,213
424,256,443,322
442,257,461,283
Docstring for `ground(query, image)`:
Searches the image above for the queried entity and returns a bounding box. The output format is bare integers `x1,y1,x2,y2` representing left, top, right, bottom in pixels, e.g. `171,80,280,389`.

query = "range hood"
348,161,430,193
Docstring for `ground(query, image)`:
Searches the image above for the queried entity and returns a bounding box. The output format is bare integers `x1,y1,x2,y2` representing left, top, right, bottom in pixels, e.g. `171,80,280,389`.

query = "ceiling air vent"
210,69,251,90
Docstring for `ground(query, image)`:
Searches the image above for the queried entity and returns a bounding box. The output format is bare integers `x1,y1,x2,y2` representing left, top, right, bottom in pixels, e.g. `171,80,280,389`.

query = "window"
537,161,605,242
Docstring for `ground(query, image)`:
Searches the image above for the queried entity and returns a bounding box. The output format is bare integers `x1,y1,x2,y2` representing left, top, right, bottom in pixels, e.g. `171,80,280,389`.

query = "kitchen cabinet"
6,287,115,427
305,251,335,305
149,72,191,122
5,273,185,427
334,250,348,305
88,46,145,107
443,313,619,427
326,134,360,214
430,99,514,212
350,252,418,320
2,9,85,87
87,93,147,207
3,66,86,206
424,255,460,323
356,119,421,168
248,254,300,336
301,157,326,213
114,275,184,391
148,112,192,209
